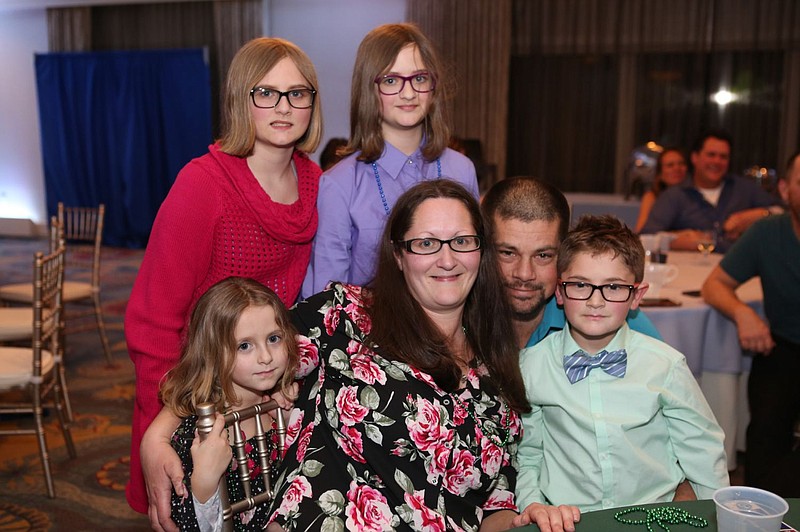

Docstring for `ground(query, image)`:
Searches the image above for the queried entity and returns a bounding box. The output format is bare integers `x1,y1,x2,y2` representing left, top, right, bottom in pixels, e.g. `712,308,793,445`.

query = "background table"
564,193,641,228
639,251,763,469
518,498,800,531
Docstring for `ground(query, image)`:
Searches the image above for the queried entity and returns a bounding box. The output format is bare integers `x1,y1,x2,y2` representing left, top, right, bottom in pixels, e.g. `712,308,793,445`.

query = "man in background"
702,151,800,497
641,129,782,253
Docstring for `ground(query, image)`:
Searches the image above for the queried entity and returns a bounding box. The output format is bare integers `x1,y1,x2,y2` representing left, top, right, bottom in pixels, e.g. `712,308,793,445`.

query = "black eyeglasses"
249,87,316,109
558,280,639,303
373,72,435,95
395,235,482,255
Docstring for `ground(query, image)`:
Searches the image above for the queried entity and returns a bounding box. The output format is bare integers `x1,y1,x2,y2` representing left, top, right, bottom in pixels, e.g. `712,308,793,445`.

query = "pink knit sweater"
125,144,320,512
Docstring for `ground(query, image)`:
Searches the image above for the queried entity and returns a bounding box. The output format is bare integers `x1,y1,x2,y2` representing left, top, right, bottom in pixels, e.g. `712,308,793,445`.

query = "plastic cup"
713,486,788,531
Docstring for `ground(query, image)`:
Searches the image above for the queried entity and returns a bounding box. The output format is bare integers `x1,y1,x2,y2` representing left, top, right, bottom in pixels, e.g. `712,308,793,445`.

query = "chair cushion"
0,347,54,389
0,283,33,303
62,281,93,300
0,308,33,341
0,281,94,304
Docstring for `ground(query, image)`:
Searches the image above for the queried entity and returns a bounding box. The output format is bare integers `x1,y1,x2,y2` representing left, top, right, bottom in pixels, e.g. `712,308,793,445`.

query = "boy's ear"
554,282,565,305
629,282,649,310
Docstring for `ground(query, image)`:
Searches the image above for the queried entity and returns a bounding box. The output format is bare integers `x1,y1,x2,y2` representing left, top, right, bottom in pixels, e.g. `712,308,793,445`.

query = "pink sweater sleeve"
125,163,218,512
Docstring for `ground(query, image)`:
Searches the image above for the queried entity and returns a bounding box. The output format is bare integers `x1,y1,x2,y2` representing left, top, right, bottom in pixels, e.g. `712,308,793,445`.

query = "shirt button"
407,159,413,164
443,398,451,405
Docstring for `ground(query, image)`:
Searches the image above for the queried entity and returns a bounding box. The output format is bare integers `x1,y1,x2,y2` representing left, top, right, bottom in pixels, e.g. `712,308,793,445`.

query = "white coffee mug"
643,263,679,297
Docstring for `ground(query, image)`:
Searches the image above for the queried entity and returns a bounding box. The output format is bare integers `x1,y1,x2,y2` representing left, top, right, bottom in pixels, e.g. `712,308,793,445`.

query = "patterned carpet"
0,237,150,531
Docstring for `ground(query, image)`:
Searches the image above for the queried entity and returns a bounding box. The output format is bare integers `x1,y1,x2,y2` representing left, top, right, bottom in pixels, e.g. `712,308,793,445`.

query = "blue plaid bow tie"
563,348,627,384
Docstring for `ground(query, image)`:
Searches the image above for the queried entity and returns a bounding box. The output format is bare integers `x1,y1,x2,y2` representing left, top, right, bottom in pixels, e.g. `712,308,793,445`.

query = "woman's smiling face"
394,198,480,320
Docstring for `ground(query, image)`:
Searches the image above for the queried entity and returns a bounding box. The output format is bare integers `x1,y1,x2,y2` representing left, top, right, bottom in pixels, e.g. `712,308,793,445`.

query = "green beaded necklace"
614,506,708,532
451,393,512,448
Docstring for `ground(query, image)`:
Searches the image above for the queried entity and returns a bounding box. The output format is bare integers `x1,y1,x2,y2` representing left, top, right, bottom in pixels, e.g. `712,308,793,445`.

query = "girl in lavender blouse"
301,23,478,297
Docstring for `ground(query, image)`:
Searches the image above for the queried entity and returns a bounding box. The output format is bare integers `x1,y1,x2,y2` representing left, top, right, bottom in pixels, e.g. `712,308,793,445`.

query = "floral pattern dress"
170,415,281,531
269,283,523,532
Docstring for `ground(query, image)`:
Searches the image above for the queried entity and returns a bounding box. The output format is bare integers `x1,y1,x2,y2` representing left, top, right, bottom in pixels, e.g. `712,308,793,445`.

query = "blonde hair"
218,37,323,156
343,23,451,162
160,277,299,418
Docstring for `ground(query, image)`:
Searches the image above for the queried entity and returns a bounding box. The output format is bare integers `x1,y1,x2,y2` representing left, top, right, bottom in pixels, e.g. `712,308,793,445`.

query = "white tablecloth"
639,251,762,470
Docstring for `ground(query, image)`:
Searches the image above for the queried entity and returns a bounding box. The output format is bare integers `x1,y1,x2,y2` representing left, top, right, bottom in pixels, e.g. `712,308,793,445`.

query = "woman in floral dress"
268,179,533,531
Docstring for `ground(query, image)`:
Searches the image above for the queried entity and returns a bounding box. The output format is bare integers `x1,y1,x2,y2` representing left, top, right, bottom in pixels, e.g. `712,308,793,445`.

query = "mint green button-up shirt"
516,323,728,511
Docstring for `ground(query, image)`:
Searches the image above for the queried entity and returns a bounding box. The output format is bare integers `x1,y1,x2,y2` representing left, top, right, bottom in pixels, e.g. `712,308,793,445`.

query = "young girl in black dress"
159,277,298,531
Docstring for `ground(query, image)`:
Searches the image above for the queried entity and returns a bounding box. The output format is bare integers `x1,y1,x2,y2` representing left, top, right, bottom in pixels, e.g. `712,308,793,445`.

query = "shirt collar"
525,296,566,348
374,141,424,180
683,173,734,191
558,322,632,357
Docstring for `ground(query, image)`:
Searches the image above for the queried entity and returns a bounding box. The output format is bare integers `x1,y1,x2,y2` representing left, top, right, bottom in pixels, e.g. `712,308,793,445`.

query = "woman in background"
301,23,478,297
125,37,323,524
635,147,688,232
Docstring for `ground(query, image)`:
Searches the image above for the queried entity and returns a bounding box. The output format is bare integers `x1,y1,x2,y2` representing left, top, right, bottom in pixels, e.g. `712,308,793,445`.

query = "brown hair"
481,176,571,242
160,277,299,418
368,179,530,413
691,128,733,154
217,37,323,156
557,215,645,283
342,23,451,162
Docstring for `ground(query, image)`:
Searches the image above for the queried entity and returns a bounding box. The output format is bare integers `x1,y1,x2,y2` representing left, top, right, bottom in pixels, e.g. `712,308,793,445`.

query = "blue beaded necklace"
372,158,442,216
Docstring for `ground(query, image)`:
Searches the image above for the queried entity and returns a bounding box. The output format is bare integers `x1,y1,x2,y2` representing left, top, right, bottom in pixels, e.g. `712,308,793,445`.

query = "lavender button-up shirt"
301,141,478,298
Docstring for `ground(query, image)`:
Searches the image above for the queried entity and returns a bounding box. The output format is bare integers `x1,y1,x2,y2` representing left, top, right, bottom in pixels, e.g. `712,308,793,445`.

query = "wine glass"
697,224,719,262
697,236,716,256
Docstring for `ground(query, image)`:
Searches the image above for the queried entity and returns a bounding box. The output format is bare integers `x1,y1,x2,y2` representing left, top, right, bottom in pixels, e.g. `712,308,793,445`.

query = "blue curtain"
35,49,212,248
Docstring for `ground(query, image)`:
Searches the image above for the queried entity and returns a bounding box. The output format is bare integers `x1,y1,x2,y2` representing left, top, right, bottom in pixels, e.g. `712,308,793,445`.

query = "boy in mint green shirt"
516,215,728,516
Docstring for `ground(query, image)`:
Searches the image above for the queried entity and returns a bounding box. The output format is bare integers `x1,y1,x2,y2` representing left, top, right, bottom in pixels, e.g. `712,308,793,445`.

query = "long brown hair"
342,23,451,162
369,180,530,413
217,37,323,156
160,277,299,418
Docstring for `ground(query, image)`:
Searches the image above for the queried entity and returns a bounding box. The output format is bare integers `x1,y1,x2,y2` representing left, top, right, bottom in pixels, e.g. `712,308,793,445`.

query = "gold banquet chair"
0,218,62,344
195,401,287,532
0,203,113,364
0,246,76,498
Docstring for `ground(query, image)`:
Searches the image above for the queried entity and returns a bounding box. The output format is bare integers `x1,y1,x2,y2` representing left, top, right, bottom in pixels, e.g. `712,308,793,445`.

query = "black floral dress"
170,415,280,531
268,283,522,532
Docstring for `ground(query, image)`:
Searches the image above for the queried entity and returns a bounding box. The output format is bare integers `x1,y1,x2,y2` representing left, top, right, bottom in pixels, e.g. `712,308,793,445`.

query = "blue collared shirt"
640,174,780,253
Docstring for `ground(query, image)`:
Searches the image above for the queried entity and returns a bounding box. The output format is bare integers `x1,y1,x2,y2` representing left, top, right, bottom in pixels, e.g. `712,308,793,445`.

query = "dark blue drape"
35,49,212,248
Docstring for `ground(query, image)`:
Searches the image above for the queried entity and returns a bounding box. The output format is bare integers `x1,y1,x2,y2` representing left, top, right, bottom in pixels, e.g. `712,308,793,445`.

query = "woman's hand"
190,413,232,503
512,502,581,532
141,408,184,532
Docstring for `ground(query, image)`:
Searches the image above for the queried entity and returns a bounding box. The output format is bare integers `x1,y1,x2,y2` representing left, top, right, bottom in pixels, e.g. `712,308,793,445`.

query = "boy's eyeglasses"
558,280,639,303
